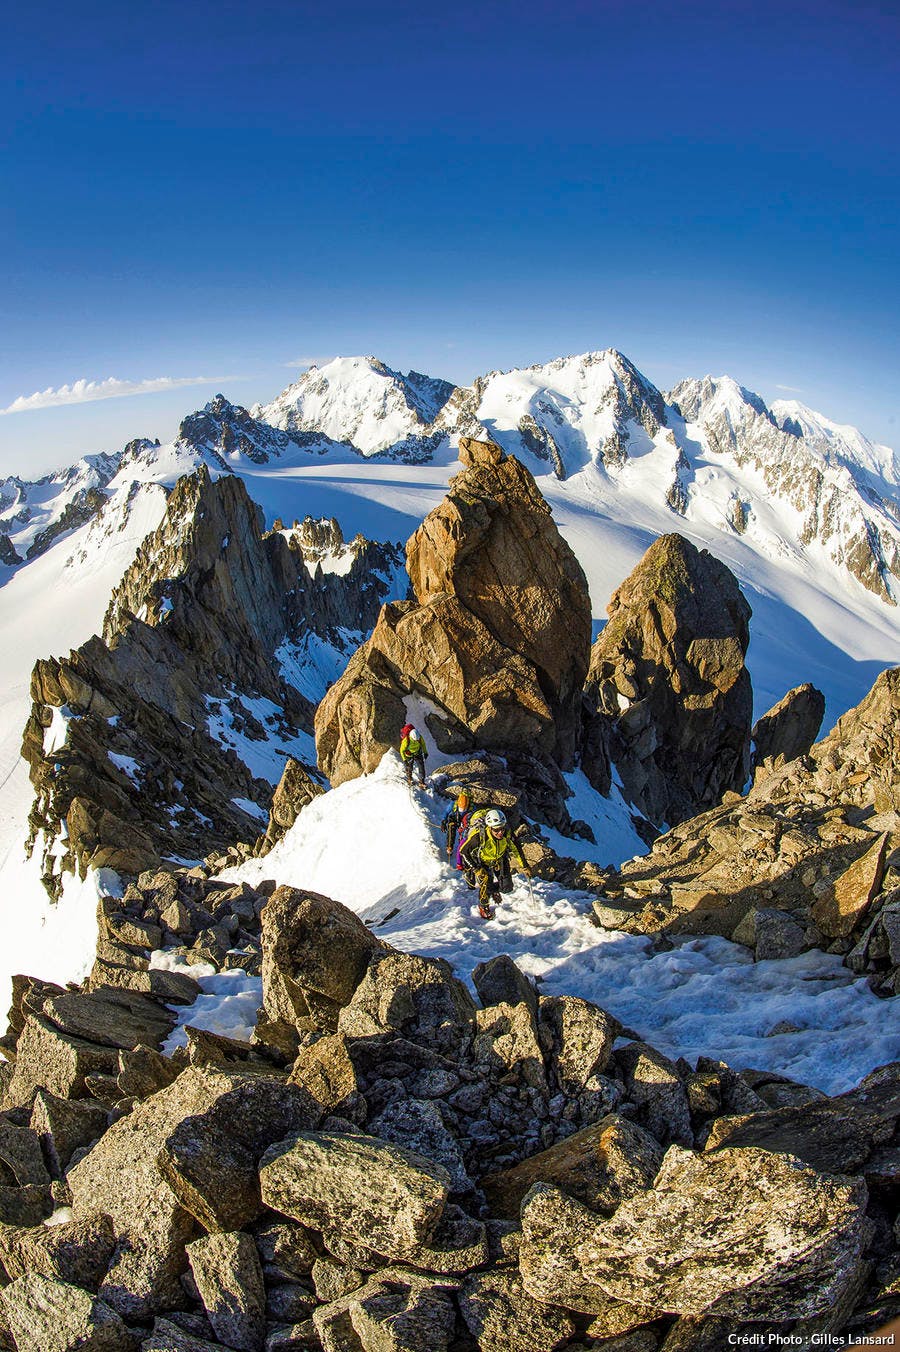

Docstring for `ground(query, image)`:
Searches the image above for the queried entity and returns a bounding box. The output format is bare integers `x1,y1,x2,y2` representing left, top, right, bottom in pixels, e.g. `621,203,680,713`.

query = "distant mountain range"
4,350,897,609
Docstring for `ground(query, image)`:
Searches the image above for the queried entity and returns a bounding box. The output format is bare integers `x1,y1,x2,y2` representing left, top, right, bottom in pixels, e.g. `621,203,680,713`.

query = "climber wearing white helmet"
459,806,531,918
399,723,428,786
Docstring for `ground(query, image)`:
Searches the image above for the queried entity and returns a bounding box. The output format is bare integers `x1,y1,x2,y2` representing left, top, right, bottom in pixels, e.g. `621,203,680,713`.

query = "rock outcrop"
316,437,592,784
752,682,826,774
584,533,753,826
20,468,403,894
594,666,900,991
1,871,897,1344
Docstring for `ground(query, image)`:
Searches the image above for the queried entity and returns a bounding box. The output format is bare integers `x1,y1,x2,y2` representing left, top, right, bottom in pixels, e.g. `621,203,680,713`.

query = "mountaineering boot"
478,901,493,919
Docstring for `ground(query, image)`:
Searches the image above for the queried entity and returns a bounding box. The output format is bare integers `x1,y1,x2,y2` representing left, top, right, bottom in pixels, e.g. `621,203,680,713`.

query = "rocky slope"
594,665,900,994
316,437,592,789
19,467,404,897
0,863,897,1348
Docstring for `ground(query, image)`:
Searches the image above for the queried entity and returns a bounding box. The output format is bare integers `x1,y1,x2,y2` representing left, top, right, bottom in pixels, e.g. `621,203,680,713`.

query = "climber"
441,791,475,867
399,723,427,786
458,807,532,918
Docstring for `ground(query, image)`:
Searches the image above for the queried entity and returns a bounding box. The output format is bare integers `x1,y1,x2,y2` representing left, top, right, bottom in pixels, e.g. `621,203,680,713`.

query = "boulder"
482,1114,663,1219
141,1316,226,1351
458,1267,576,1352
67,1067,310,1319
584,533,752,826
40,987,177,1051
6,1015,118,1106
260,887,385,1034
259,1130,450,1260
520,1183,662,1323
313,1268,456,1352
0,1117,50,1185
751,683,825,770
316,437,592,783
337,951,476,1056
0,1182,53,1225
575,1145,869,1319
616,1043,693,1146
401,1203,488,1275
703,1072,900,1173
538,994,620,1093
263,757,324,849
186,1231,265,1352
472,1001,546,1091
0,1212,115,1290
0,1272,135,1352
368,1099,472,1193
288,1034,360,1122
472,954,537,1016
157,1074,318,1232
731,906,807,960
253,1221,318,1281
812,832,888,939
348,1271,456,1352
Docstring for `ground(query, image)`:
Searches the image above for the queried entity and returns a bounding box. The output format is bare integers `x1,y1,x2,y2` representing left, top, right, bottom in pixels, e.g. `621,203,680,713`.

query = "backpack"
400,723,414,739
459,808,489,863
452,808,472,869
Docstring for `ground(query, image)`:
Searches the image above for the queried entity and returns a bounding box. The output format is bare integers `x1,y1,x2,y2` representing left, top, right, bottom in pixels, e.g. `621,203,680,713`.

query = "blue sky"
2,0,898,476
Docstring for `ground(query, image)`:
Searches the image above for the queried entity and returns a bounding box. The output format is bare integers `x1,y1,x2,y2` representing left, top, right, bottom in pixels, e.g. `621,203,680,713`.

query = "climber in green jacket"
399,724,427,786
458,807,531,917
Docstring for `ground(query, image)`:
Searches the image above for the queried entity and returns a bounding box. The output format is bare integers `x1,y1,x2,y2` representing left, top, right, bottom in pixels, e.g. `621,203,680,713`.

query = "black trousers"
474,855,513,905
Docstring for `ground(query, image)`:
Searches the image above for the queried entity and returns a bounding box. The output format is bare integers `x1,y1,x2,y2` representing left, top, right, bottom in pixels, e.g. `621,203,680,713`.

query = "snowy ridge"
669,375,900,604
218,755,898,1096
0,452,119,560
772,398,900,487
0,479,169,1008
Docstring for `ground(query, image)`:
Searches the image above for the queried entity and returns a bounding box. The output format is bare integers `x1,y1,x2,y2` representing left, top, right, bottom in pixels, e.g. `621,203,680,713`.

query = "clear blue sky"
2,0,898,476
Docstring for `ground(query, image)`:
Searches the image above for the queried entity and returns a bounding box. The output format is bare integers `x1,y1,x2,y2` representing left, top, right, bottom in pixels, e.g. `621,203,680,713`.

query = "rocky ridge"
593,666,900,994
20,468,404,896
0,865,898,1348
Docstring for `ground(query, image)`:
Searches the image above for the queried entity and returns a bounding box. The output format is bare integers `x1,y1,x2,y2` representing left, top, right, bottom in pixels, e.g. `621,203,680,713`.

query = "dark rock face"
316,437,592,784
584,533,753,827
752,682,826,773
178,392,340,466
20,467,403,895
0,532,21,565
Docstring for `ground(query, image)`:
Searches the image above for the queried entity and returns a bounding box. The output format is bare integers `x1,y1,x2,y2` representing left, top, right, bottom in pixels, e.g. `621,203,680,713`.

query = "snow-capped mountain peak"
771,398,900,487
254,355,456,458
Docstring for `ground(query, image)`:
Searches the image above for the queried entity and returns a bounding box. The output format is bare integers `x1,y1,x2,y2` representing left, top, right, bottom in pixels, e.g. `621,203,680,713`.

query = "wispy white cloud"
775,384,804,394
0,374,242,416
282,355,330,369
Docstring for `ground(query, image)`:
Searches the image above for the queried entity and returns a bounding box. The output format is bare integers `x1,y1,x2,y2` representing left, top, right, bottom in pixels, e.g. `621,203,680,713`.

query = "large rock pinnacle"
584,533,752,826
316,438,592,784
